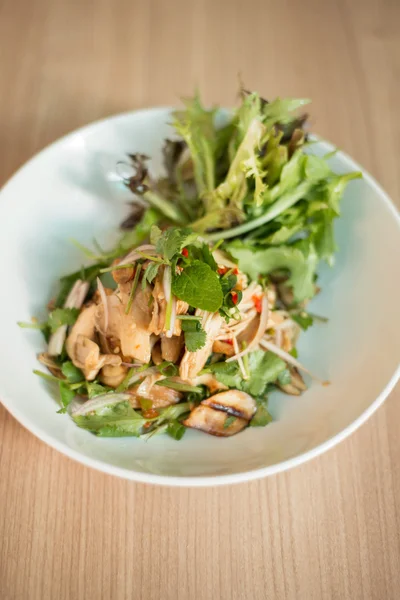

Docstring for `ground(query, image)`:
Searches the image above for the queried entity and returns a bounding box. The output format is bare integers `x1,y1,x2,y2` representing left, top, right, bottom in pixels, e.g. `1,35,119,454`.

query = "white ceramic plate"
0,108,399,486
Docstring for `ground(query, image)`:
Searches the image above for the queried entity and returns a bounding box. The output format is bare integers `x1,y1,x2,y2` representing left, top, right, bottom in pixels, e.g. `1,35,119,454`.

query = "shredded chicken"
179,311,223,381
149,273,188,336
192,374,228,394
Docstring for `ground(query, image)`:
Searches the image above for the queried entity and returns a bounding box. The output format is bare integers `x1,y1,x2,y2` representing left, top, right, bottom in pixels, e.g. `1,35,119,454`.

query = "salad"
19,88,361,440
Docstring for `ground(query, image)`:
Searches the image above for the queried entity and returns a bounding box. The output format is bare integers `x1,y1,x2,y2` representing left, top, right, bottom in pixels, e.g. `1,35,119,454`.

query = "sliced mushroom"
38,352,63,378
66,303,97,355
183,405,247,437
99,363,128,388
151,340,163,365
278,368,307,395
128,373,182,409
192,374,228,394
72,335,121,380
212,340,235,357
179,311,223,381
202,390,257,420
161,335,183,363
111,260,135,284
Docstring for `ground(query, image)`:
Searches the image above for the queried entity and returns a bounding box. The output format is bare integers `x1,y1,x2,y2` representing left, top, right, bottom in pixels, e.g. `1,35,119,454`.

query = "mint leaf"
156,227,198,261
48,308,80,333
143,262,160,286
181,319,207,352
61,361,84,384
172,260,223,311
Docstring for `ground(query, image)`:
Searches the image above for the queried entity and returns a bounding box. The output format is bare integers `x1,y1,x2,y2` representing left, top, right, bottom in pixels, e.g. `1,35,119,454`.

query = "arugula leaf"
228,241,317,302
155,379,204,394
61,361,84,384
48,308,80,333
172,260,223,311
250,404,272,427
119,208,161,252
181,319,207,352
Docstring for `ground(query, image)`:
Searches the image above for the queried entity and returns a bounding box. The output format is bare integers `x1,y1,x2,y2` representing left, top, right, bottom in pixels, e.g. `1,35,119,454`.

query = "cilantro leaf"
59,381,75,411
224,415,237,429
48,308,80,333
181,319,207,352
205,350,286,397
172,260,223,311
250,404,272,427
86,382,112,398
61,361,84,384
291,312,314,330
243,351,286,396
167,421,186,440
202,361,243,389
277,368,292,386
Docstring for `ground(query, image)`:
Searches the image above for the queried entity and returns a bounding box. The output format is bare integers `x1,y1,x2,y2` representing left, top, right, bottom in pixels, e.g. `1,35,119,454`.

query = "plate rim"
0,107,399,487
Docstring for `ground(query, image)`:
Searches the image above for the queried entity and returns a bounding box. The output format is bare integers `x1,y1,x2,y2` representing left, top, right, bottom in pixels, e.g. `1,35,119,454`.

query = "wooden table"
1,0,399,598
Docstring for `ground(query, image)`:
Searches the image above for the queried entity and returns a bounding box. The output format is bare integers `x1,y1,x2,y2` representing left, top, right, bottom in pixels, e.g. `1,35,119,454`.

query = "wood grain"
0,0,399,598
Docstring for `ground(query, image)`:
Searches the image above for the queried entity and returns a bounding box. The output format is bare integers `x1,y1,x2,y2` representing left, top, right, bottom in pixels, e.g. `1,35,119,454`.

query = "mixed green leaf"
20,86,362,440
